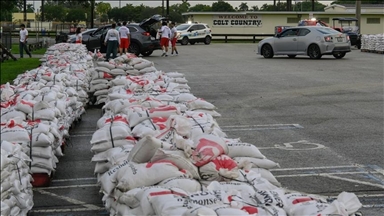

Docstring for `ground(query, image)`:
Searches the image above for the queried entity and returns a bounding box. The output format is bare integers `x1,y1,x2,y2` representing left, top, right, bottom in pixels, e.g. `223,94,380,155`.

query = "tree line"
1,0,382,24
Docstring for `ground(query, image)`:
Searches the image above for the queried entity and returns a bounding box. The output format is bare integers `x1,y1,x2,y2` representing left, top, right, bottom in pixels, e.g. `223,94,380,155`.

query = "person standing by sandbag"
119,21,130,56
159,21,171,57
169,22,179,56
104,23,120,61
75,27,82,44
19,24,32,58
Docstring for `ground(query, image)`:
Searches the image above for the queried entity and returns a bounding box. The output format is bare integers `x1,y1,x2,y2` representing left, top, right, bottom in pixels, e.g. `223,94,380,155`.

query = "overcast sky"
28,1,335,11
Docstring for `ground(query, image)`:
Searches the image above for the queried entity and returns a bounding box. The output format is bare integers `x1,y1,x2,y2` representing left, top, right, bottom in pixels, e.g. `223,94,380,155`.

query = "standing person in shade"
19,24,31,58
119,21,130,56
169,22,179,56
159,21,171,57
104,23,120,61
75,27,82,44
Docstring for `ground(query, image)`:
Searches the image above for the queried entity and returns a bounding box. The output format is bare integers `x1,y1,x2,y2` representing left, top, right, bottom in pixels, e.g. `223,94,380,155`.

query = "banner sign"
212,15,262,27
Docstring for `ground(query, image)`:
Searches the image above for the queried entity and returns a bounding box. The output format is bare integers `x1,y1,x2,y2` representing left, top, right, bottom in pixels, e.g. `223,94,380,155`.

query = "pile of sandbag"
1,140,34,216
0,43,92,181
361,34,384,52
89,55,363,215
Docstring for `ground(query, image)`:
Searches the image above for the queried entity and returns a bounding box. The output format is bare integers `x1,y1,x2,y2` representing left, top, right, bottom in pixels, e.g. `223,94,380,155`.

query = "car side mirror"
275,33,281,38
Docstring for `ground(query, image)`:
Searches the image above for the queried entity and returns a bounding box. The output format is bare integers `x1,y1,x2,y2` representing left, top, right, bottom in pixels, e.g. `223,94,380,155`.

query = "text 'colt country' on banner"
212,15,262,27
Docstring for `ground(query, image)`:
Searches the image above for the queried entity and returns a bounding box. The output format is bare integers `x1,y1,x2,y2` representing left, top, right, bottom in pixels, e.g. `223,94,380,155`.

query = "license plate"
151,37,155,40
337,37,343,42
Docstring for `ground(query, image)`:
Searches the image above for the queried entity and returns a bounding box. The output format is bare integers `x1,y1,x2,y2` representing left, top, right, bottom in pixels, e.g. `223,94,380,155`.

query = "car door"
274,28,299,54
195,24,206,39
296,28,311,54
188,25,198,40
87,26,109,51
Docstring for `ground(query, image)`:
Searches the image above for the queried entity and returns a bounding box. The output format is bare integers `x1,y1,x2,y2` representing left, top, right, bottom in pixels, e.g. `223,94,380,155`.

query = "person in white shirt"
75,27,82,44
104,23,120,61
159,21,171,57
169,22,179,56
119,21,130,56
316,21,322,26
19,24,31,58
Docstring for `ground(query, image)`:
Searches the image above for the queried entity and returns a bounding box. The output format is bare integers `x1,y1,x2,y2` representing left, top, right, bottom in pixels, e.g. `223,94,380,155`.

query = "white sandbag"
139,66,157,73
246,168,281,187
166,72,185,78
199,154,239,181
127,135,173,163
31,132,53,147
115,161,189,192
90,121,131,145
15,99,36,114
158,177,203,193
227,142,266,159
110,68,126,76
0,125,30,143
283,192,326,212
133,60,153,70
150,149,200,179
235,157,280,170
92,145,133,163
28,146,53,159
31,157,54,171
187,98,216,110
193,109,221,118
173,93,197,102
90,138,136,153
97,61,116,70
94,66,111,73
99,160,130,195
189,134,228,167
1,108,26,122
236,170,280,191
166,115,191,136
188,190,231,207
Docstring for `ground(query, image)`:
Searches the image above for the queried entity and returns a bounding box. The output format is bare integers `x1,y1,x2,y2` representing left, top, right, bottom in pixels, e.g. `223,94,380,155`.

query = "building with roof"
182,4,384,35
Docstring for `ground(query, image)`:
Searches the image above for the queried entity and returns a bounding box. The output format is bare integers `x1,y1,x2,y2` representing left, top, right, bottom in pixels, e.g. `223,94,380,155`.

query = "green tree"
212,0,235,12
66,8,87,23
238,2,249,11
41,3,68,22
293,1,326,11
107,7,125,22
251,5,259,11
96,2,111,16
189,4,212,12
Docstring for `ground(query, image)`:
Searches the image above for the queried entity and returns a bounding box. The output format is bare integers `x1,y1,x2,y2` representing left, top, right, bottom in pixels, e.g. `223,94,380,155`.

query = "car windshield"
176,24,191,31
316,27,341,34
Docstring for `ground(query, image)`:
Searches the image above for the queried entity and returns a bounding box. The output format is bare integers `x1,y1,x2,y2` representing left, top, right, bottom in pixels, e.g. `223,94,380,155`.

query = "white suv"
176,23,212,45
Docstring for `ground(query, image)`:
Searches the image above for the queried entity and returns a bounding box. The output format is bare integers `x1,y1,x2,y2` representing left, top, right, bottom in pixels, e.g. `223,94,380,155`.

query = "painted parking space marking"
34,184,99,190
221,123,303,132
257,140,327,150
52,177,97,182
29,207,105,213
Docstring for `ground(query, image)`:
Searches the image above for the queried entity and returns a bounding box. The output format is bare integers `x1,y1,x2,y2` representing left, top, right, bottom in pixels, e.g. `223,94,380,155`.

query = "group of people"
103,21,131,61
159,21,179,57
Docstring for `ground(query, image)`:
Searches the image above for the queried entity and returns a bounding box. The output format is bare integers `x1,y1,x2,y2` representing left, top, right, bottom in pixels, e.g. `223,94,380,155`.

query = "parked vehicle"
274,17,361,49
331,17,361,49
85,15,165,56
67,28,97,44
258,26,351,59
176,23,212,45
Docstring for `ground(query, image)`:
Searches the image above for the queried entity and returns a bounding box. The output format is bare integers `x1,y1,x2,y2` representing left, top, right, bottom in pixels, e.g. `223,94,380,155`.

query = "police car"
176,22,212,45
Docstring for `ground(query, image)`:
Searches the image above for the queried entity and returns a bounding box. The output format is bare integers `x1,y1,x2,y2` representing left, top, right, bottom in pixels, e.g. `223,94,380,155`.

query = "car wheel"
262,44,274,58
288,55,296,58
128,42,140,56
332,52,346,59
190,41,196,45
141,50,153,57
181,37,189,45
204,36,211,45
308,44,322,59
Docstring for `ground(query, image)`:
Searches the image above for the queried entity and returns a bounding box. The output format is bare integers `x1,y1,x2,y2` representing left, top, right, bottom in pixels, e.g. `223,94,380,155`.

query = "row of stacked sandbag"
361,34,384,52
0,43,92,188
89,57,363,215
1,140,34,216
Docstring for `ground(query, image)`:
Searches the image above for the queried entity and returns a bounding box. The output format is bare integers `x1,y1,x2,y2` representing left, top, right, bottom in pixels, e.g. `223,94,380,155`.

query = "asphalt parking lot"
29,43,384,215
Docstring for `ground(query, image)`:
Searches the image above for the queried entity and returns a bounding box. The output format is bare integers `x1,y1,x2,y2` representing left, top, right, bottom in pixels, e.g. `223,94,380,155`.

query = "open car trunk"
140,14,166,38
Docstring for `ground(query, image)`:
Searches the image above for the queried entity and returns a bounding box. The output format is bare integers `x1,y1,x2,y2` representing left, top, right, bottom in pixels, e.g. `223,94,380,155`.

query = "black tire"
204,36,211,45
141,50,153,57
190,41,196,45
333,52,346,59
261,44,274,58
308,44,322,59
357,40,361,49
181,37,188,45
128,42,140,56
288,55,296,58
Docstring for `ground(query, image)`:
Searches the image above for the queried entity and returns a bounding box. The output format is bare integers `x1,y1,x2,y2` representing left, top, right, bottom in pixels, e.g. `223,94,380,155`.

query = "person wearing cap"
169,22,179,56
19,24,32,58
104,23,120,61
159,21,171,57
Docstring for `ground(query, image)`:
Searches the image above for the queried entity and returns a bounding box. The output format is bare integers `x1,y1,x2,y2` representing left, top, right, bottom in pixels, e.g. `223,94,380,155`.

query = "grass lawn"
11,44,47,55
0,58,41,84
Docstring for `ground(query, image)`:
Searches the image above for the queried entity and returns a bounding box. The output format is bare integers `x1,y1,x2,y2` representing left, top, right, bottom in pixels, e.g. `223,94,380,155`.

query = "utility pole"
24,0,27,21
311,0,315,11
166,0,170,19
41,0,44,21
91,0,95,28
162,0,165,17
356,0,361,33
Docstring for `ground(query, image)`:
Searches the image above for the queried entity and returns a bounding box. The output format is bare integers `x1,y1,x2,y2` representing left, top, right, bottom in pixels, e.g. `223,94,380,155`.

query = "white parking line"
221,124,303,131
29,207,105,213
52,177,97,182
271,165,358,171
275,171,381,178
34,189,102,210
34,184,99,190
